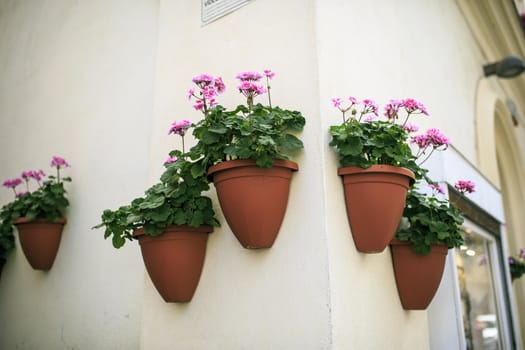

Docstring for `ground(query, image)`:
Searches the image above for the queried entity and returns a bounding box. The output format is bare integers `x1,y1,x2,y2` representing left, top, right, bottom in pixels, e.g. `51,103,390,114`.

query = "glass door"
456,219,514,350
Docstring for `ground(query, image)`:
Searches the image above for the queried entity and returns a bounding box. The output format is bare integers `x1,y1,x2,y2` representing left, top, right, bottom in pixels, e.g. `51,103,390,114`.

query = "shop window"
429,188,519,350
456,223,509,350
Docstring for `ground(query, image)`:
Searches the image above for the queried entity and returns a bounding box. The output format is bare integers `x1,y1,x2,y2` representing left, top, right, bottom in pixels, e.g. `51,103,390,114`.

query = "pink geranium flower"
192,74,214,86
3,178,22,189
403,123,419,133
455,180,475,194
429,184,445,194
168,120,191,136
51,156,70,168
235,71,263,81
164,156,178,164
331,98,342,108
426,128,450,148
384,99,402,120
263,69,275,79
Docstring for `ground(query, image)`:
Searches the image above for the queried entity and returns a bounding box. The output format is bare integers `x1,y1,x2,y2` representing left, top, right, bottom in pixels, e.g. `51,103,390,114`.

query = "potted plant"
0,156,71,271
392,180,474,309
508,248,525,281
94,125,219,303
187,70,305,249
329,98,427,253
388,117,475,310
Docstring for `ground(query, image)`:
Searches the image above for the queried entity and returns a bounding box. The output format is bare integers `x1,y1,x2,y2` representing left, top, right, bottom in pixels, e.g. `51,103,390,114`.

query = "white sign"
201,0,251,25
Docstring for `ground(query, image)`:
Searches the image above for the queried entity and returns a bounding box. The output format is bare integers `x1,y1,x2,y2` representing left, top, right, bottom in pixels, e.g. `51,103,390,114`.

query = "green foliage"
0,221,15,259
396,189,464,255
191,103,305,169
93,157,220,249
95,71,305,248
509,253,525,280
328,97,470,256
0,177,71,259
330,120,415,169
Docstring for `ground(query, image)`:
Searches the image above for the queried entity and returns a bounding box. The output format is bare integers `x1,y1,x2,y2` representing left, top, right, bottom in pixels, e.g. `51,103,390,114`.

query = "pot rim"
133,224,214,238
207,159,299,176
13,217,67,225
390,238,449,253
338,164,415,178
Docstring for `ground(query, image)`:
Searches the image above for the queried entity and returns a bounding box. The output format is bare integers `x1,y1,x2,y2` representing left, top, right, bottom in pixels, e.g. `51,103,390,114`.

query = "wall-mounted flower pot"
208,159,298,249
14,218,66,270
134,225,213,303
390,238,449,310
338,165,414,253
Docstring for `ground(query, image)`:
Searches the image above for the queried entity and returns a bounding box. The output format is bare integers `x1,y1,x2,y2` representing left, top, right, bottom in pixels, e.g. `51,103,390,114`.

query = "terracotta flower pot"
208,159,298,249
134,225,213,303
14,218,66,270
390,238,449,310
338,165,415,253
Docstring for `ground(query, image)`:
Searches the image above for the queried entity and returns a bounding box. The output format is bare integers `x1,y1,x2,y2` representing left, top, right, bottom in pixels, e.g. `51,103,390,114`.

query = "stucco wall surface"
0,0,158,349
316,0,484,349
0,0,523,349
138,0,332,349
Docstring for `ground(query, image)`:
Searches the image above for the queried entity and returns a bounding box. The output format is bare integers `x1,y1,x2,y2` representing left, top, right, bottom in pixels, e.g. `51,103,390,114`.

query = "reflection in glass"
456,229,501,350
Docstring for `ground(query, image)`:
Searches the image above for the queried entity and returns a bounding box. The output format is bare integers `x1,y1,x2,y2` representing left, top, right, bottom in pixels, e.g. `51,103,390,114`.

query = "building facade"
0,0,524,349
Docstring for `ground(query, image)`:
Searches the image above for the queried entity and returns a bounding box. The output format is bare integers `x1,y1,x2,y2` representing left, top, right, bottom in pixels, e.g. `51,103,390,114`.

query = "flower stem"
247,95,253,113
202,96,209,117
266,76,272,109
418,148,435,166
400,111,413,127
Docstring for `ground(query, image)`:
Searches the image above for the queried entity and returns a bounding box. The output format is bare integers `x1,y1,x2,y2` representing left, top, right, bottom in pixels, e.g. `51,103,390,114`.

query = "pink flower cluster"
429,183,445,194
51,156,70,169
236,71,268,100
168,120,191,136
429,181,476,196
4,169,46,191
383,98,429,120
454,180,475,194
189,74,226,111
2,156,69,197
2,178,22,189
263,69,275,79
187,69,276,112
235,71,263,81
164,156,178,164
21,169,46,182
362,99,379,116
411,128,450,149
403,123,419,133
331,96,380,122
331,96,429,121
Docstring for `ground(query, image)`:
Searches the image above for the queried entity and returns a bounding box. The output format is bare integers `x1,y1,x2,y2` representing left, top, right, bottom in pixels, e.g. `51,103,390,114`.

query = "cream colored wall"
139,0,332,349
0,0,158,349
316,0,483,349
139,0,485,349
1,0,522,349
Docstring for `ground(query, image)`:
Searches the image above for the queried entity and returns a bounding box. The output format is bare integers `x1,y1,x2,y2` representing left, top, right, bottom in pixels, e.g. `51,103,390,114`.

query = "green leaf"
112,235,125,249
279,134,303,150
